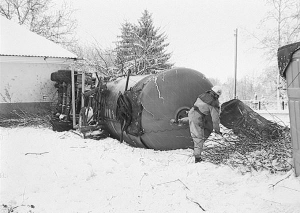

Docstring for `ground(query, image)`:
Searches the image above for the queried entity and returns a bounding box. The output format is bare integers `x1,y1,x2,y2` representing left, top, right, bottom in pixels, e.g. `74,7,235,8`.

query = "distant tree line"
215,0,300,105
212,67,279,104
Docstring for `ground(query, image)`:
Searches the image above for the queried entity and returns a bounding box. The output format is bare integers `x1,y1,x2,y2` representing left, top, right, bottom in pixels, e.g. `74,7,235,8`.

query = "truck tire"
51,70,72,83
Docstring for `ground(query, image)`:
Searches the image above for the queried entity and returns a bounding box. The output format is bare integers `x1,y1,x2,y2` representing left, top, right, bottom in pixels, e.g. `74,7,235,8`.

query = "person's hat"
212,86,222,96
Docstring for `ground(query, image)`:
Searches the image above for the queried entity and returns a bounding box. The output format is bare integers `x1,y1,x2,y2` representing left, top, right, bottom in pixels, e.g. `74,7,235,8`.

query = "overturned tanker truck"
50,68,214,150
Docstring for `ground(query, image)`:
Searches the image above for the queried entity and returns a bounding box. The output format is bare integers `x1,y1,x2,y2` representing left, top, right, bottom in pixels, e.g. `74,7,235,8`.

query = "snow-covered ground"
1,127,300,213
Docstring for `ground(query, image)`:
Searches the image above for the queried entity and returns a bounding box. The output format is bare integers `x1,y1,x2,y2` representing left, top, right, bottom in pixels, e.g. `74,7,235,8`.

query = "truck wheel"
51,70,72,83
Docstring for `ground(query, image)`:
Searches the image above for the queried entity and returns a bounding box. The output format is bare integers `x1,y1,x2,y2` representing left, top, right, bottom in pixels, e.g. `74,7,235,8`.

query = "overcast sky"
64,0,271,82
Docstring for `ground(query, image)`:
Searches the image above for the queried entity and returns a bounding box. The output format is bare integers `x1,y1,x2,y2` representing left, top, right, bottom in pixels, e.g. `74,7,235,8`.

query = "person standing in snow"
171,86,222,163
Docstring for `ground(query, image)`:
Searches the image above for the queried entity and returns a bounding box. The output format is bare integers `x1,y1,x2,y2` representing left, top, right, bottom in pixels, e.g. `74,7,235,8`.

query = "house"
0,16,77,118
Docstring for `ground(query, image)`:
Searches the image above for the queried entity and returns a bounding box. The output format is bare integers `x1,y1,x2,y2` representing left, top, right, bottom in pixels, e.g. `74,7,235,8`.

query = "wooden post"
81,71,85,108
234,28,238,99
125,69,131,91
71,69,76,128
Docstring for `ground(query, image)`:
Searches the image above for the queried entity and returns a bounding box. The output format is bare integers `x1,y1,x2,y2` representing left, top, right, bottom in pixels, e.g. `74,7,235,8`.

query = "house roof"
0,16,77,59
278,41,300,78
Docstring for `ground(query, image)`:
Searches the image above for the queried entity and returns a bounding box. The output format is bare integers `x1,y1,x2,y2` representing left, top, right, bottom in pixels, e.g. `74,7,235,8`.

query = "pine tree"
115,10,173,75
115,22,140,74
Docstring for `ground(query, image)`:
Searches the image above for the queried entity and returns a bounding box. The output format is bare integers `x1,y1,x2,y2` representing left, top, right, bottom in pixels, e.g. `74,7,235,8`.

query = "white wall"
0,56,74,104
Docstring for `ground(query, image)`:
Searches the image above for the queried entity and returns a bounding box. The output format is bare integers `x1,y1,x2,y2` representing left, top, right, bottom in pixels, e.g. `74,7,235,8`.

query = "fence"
241,99,288,111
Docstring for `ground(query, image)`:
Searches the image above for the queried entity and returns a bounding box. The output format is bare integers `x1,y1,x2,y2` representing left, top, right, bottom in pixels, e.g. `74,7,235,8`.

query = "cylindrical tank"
104,67,213,150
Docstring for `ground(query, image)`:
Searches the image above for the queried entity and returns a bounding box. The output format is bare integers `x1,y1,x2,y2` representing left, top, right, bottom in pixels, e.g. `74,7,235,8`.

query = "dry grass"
203,125,293,174
0,109,52,128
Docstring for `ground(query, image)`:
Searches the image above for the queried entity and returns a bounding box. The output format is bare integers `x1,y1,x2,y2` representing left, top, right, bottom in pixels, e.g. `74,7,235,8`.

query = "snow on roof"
0,16,77,59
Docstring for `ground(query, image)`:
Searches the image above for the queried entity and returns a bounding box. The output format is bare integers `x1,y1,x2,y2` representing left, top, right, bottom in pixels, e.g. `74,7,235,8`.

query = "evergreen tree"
115,10,173,75
115,22,139,74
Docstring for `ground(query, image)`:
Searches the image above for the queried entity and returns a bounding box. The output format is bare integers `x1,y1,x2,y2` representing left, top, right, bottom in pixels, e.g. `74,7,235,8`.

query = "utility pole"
234,28,238,99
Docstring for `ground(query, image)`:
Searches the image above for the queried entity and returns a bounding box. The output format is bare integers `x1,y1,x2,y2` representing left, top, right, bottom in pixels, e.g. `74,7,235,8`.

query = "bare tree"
0,0,77,46
253,0,300,108
72,43,119,77
258,0,300,59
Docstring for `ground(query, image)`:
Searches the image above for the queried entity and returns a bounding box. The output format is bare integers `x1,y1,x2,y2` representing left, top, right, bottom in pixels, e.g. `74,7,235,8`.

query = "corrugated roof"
0,16,77,59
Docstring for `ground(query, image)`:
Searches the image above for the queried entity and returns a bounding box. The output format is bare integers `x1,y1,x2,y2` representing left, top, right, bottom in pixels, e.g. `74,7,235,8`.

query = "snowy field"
1,127,300,213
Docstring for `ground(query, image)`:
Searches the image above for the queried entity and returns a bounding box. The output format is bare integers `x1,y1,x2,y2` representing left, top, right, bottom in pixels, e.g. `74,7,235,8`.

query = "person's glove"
215,131,223,136
170,119,185,126
170,119,178,124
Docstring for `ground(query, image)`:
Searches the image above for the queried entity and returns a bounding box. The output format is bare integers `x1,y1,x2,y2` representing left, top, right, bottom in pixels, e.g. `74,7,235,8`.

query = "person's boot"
195,157,203,163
